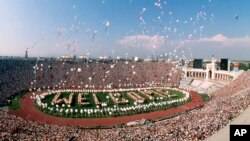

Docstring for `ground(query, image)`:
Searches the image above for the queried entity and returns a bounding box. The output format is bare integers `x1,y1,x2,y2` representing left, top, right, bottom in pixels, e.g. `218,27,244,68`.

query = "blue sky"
0,0,250,60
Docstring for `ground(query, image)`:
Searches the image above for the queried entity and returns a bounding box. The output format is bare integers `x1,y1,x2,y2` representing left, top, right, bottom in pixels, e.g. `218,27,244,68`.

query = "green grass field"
200,94,211,102
9,90,29,110
35,88,190,118
9,95,22,110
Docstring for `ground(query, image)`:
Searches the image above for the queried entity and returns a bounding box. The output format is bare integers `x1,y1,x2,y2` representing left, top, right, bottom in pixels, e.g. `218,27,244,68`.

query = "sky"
0,0,250,60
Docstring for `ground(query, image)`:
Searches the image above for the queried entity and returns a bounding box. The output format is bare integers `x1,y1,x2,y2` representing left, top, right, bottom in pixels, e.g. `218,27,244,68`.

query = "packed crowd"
0,59,181,103
0,59,36,103
1,69,250,140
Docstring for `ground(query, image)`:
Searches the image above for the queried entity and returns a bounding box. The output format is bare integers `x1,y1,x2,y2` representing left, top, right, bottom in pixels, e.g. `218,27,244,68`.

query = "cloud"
182,34,250,59
118,34,250,50
202,34,228,42
184,34,250,48
117,35,166,50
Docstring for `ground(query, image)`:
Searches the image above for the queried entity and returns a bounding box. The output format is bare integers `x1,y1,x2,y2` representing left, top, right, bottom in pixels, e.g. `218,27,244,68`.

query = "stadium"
1,0,250,141
1,56,249,140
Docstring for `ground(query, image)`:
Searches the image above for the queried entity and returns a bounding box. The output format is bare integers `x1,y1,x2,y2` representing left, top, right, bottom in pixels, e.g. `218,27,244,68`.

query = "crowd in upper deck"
0,59,180,104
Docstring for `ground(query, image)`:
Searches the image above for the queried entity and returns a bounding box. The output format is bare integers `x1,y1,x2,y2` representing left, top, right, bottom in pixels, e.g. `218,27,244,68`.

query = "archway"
209,70,212,79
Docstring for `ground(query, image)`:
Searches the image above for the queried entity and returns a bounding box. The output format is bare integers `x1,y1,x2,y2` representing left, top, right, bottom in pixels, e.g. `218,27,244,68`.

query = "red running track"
8,91,204,127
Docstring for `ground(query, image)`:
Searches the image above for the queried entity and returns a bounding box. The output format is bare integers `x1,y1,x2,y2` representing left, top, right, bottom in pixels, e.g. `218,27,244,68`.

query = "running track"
8,91,204,127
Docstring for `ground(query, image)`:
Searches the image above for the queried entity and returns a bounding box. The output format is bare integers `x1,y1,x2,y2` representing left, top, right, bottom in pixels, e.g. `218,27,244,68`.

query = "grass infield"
35,88,190,118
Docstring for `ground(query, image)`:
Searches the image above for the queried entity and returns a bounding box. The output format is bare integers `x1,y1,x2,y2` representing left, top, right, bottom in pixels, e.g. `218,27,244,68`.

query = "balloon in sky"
154,1,162,9
103,20,110,33
91,30,97,43
235,14,239,20
138,8,147,24
57,27,67,38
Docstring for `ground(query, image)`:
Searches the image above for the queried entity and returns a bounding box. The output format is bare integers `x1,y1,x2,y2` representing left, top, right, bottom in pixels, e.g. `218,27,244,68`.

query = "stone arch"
209,70,212,79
